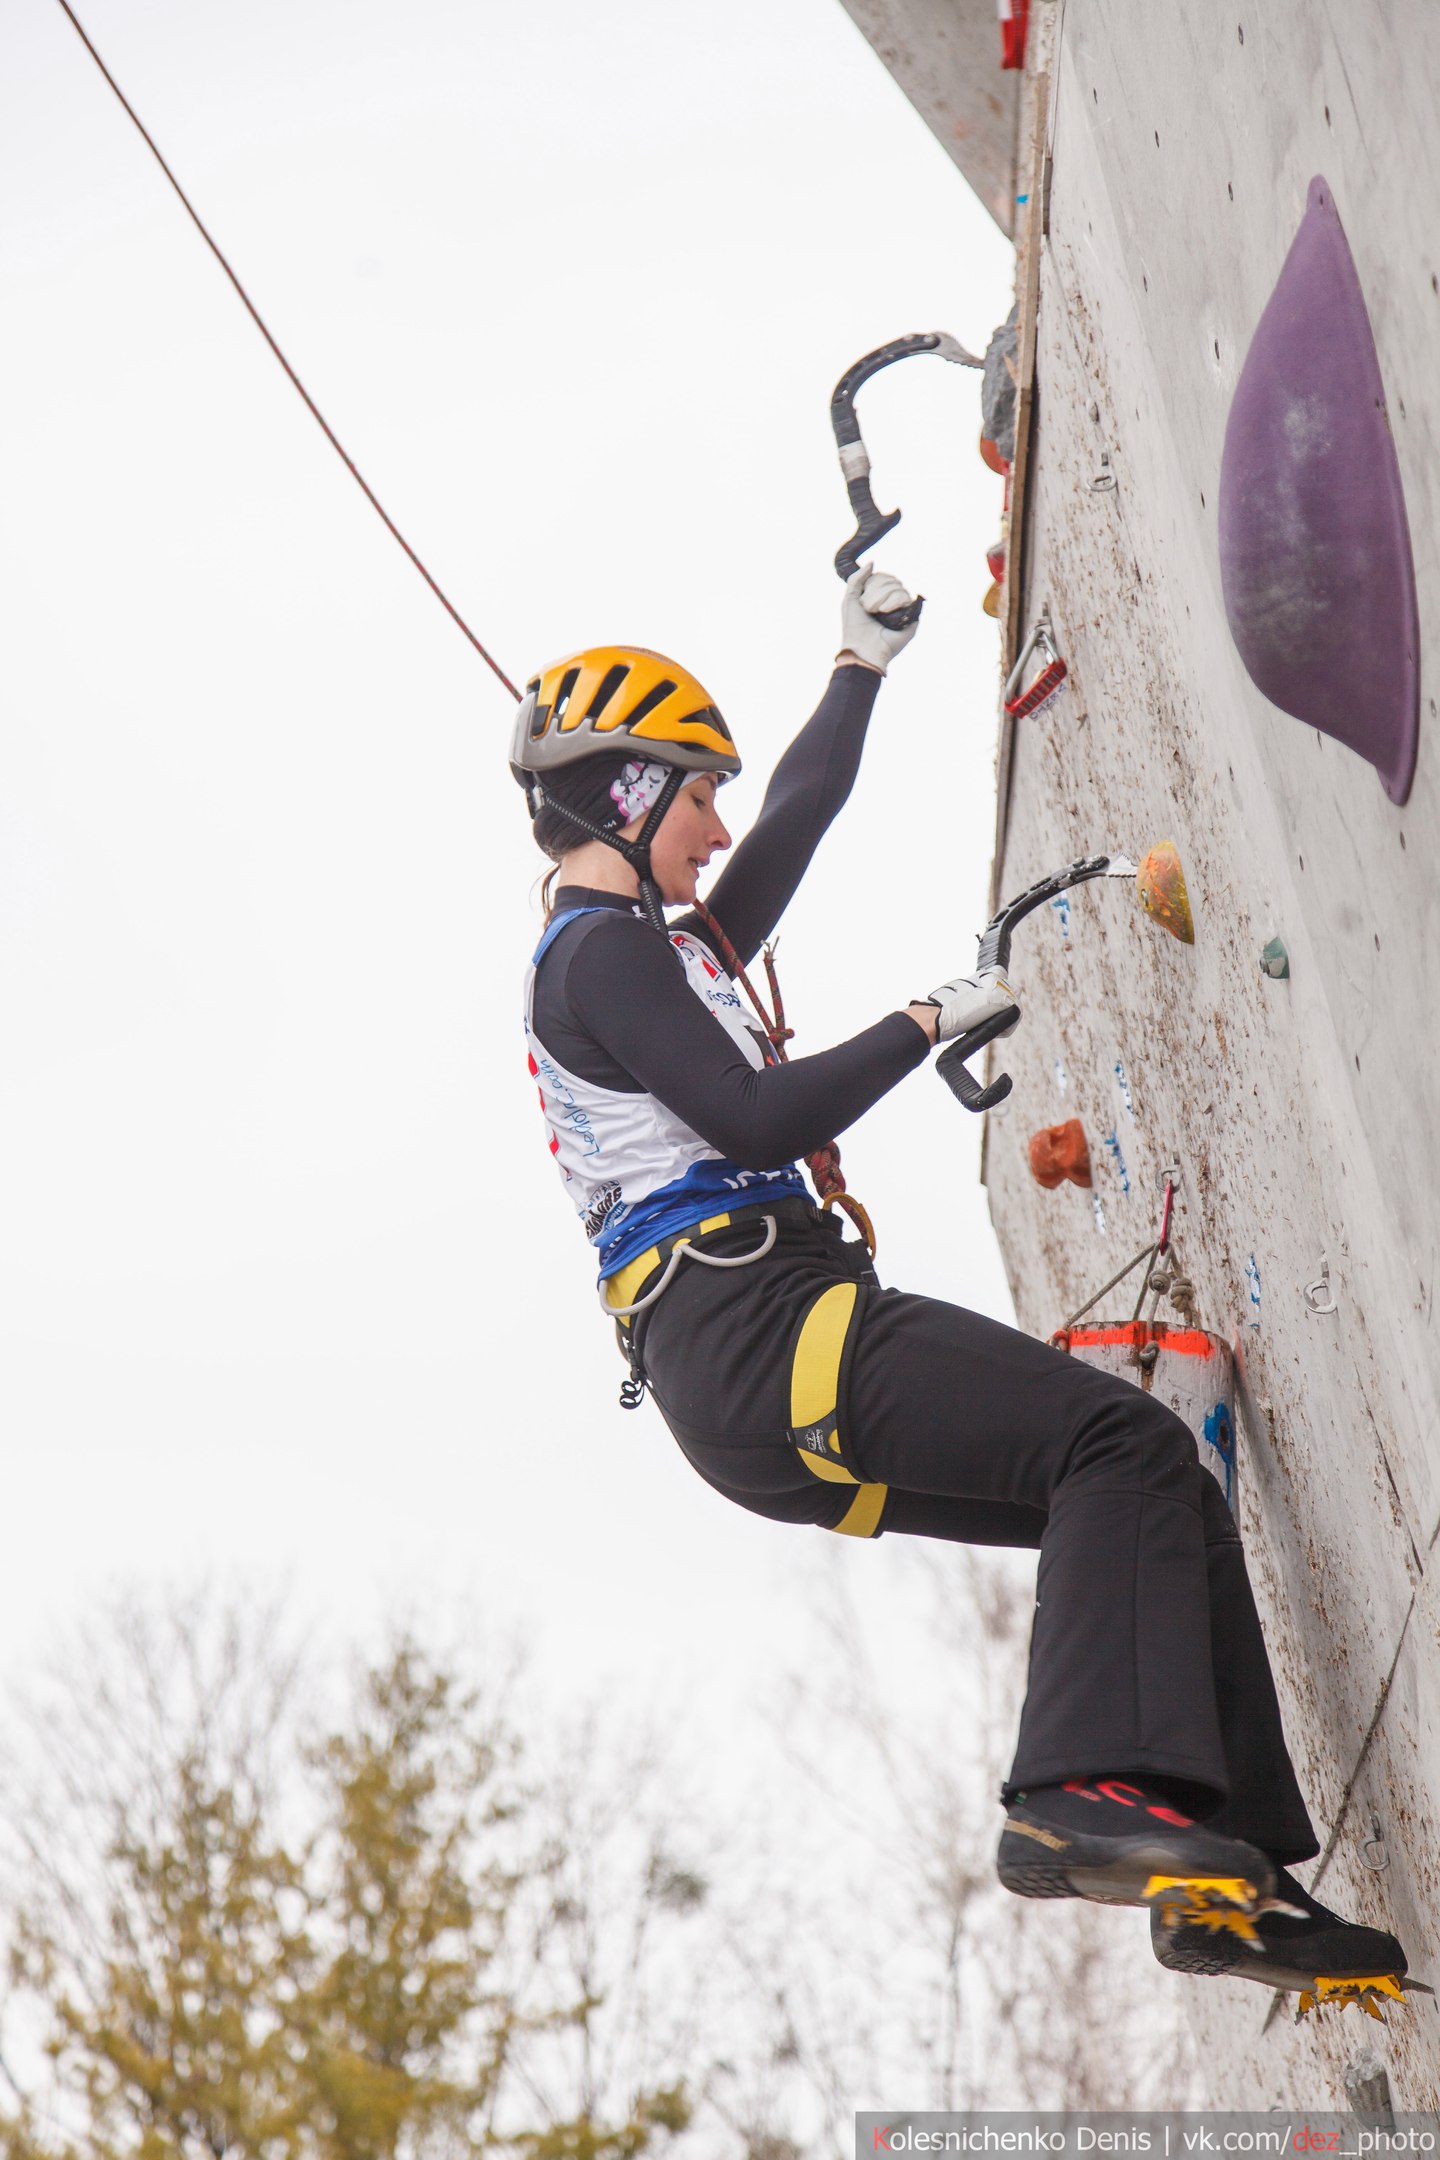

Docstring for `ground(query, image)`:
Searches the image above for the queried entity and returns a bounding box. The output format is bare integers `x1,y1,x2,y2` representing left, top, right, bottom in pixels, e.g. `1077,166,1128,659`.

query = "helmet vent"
586,663,631,720
696,703,734,746
624,679,679,732
553,667,582,727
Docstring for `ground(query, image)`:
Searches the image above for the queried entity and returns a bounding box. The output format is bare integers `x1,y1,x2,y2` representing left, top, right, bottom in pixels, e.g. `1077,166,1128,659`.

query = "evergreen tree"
0,1605,703,2160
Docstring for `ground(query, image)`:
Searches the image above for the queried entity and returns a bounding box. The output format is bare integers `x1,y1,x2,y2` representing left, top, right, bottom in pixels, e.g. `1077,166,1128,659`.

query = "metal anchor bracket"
1359,1813,1389,1872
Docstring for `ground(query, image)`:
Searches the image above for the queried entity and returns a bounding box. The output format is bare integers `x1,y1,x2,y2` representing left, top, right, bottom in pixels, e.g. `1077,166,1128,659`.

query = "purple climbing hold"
1218,176,1419,805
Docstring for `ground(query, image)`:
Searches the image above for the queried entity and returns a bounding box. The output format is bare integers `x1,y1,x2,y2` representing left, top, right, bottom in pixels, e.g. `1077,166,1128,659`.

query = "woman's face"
628,772,731,907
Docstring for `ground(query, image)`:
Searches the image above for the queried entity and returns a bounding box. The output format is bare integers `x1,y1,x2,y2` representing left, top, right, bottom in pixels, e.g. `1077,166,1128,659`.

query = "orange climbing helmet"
509,646,740,790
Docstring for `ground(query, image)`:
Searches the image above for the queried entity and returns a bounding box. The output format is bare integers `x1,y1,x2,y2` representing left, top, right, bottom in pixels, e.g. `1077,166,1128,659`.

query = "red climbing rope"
52,0,520,701
693,901,877,1257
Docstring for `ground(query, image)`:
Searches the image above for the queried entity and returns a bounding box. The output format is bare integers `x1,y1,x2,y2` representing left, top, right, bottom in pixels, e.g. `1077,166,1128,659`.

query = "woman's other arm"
669,662,881,967
562,912,930,1167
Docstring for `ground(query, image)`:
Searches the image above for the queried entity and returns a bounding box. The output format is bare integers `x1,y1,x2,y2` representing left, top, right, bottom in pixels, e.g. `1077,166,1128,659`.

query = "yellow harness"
787,1281,888,1537
606,1222,886,1537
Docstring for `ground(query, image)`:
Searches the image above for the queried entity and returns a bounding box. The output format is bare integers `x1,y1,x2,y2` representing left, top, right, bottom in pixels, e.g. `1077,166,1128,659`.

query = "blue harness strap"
531,906,612,968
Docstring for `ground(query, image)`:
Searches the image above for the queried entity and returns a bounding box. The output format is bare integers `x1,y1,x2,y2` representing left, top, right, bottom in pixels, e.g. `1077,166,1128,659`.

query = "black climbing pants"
631,1200,1317,1864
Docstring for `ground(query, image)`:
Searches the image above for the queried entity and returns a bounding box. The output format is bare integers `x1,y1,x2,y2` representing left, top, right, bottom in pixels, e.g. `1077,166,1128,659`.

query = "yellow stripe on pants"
788,1281,887,1538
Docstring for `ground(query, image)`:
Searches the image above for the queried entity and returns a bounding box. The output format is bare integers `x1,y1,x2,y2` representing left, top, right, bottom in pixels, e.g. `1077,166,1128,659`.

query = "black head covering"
527,753,684,934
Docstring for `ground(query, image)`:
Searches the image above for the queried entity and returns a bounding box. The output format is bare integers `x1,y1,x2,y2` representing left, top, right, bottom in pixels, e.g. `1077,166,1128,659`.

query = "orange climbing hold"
1028,1119,1093,1189
980,432,1011,477
1136,841,1195,944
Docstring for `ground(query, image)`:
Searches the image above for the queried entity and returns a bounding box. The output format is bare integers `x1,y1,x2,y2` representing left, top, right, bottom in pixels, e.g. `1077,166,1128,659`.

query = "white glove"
925,963,1021,1043
838,564,920,674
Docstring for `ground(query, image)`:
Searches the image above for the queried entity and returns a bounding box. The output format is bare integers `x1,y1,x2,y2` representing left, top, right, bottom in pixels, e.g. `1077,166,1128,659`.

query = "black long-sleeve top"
529,665,929,1169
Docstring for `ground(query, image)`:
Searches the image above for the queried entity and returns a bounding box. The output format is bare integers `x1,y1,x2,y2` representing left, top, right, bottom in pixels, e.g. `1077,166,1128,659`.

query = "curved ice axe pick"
937,856,1138,1112
832,332,982,627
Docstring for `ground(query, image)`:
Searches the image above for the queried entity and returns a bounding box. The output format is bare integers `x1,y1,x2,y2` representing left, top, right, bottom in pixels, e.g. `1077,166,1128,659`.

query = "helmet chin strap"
531,767,686,934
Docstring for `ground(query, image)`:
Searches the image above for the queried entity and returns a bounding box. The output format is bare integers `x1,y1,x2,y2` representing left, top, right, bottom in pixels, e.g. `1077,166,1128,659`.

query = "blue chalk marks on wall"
1113,1057,1134,1120
1203,1402,1236,1509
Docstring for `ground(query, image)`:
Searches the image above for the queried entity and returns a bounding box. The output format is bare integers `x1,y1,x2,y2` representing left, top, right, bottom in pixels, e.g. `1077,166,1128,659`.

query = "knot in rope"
806,1140,847,1200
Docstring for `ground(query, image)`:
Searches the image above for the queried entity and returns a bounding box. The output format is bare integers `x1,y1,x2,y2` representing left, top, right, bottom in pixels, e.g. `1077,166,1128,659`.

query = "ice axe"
831,332,982,628
937,857,1138,1112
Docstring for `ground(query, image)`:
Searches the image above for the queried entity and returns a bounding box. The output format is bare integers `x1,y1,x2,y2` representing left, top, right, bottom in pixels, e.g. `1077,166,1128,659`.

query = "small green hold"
1260,936,1290,980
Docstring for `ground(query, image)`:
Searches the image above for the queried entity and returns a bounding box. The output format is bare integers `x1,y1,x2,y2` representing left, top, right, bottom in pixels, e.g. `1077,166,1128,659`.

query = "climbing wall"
833,0,1021,233
978,0,1440,2108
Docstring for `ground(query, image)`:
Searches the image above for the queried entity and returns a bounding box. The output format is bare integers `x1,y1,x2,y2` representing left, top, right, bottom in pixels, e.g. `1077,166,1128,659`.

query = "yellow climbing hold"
1296,1974,1408,2022
982,580,1001,617
1136,841,1195,944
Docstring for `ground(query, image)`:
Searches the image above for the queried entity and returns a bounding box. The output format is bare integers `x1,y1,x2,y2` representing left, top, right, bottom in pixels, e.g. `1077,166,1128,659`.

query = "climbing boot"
998,1778,1273,1925
1152,1864,1421,2021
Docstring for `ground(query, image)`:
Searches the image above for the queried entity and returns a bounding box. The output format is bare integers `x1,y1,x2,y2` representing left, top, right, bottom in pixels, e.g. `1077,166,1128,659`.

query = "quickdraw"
1051,1171,1182,1347
693,901,877,1257
1004,610,1068,718
999,0,1031,71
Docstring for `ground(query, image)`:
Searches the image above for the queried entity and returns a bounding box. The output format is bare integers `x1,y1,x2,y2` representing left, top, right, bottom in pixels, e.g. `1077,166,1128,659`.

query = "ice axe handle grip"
877,592,925,631
935,1007,1020,1114
834,515,926,629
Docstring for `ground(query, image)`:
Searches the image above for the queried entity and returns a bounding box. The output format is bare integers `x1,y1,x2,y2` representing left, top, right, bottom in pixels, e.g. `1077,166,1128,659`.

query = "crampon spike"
1136,842,1195,944
1296,1974,1408,2023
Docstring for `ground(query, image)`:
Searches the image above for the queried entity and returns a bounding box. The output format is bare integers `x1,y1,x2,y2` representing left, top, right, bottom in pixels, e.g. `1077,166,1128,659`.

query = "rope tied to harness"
693,902,877,1257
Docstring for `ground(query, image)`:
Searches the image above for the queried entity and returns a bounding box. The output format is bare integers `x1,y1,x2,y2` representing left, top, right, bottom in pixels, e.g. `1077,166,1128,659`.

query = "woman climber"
514,566,1411,2015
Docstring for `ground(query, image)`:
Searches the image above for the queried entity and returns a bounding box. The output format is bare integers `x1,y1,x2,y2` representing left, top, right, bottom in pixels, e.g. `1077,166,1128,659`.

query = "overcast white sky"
2,0,1020,1772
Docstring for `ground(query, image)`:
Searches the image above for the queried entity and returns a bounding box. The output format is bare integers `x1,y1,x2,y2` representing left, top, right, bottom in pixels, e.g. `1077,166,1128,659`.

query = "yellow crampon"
1144,1875,1262,1944
1295,1974,1408,2023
